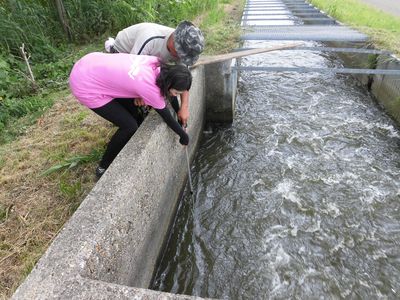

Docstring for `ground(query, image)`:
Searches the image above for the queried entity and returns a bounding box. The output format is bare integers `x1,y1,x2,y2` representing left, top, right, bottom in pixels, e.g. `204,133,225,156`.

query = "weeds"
0,205,7,223
199,0,243,54
42,149,103,176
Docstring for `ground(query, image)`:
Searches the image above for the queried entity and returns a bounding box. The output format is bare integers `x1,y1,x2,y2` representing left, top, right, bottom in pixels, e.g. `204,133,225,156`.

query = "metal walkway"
241,25,368,42
239,0,400,76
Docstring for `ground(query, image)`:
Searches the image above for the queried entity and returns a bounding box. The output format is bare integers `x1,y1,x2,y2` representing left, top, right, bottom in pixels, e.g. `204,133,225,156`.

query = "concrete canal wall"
326,40,400,125
323,24,400,125
12,62,235,299
205,59,238,123
370,55,400,123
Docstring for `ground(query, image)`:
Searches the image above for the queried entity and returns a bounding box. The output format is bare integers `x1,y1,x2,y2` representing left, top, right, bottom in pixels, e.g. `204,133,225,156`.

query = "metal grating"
247,0,309,2
245,4,312,6
243,8,320,12
233,66,400,76
243,9,321,16
243,17,333,21
241,25,368,42
244,5,314,8
235,46,392,55
243,13,326,16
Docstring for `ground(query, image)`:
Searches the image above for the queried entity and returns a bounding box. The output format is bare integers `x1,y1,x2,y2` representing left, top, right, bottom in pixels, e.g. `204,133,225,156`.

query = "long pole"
185,146,193,194
190,42,302,68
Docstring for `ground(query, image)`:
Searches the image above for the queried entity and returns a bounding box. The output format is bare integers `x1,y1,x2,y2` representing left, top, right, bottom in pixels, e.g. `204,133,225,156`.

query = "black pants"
92,98,145,168
110,45,119,53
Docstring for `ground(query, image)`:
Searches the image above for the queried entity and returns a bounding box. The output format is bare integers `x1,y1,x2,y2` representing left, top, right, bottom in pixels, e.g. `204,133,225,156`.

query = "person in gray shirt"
105,21,204,126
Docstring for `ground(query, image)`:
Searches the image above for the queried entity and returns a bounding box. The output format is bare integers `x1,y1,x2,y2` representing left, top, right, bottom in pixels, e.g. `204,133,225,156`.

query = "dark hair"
156,64,192,98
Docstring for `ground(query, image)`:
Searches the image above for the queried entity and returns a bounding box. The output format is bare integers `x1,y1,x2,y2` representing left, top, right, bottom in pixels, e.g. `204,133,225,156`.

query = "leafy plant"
0,204,8,223
41,149,103,176
59,178,82,199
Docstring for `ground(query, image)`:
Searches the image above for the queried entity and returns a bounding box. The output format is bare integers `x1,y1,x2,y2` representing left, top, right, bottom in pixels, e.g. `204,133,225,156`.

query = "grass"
0,95,113,297
198,0,244,55
0,0,245,298
309,0,400,56
0,92,60,144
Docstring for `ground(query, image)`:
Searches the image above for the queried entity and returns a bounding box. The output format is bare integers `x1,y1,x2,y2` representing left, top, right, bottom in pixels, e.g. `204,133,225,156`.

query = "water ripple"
153,40,400,299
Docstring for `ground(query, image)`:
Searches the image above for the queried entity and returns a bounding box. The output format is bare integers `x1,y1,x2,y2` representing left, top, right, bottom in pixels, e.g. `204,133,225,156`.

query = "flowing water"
151,40,400,299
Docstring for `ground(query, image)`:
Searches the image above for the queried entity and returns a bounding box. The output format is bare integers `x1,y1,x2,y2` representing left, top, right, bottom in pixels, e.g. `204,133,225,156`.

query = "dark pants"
92,98,145,168
110,46,119,53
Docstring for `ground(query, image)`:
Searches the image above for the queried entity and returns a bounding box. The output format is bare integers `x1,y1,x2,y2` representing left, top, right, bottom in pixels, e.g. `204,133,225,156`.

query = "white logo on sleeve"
127,56,153,80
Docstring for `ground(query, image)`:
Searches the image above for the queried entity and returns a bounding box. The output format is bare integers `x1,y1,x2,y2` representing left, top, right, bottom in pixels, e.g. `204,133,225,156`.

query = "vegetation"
0,0,244,298
309,0,400,56
0,0,219,141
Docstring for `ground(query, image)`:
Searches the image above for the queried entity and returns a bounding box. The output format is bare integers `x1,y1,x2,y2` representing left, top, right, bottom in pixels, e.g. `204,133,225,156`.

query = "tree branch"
19,43,35,83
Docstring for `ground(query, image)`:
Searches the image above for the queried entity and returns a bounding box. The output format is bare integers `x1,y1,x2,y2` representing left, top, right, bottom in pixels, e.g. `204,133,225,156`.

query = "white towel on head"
104,37,115,53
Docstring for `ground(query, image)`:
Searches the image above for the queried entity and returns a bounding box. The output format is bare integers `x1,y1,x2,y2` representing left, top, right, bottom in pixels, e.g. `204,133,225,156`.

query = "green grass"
0,204,7,223
309,0,400,56
200,0,243,54
42,149,103,176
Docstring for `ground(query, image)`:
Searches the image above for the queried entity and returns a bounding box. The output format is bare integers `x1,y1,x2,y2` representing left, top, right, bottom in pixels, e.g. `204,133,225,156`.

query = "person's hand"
134,98,145,106
177,107,189,128
179,132,189,145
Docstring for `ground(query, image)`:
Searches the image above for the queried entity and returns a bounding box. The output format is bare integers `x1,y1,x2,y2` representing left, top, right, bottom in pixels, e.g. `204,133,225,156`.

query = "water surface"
152,40,400,299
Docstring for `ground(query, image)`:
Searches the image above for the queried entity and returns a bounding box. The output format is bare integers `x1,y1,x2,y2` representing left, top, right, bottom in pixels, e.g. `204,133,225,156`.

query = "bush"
0,54,35,100
0,2,62,61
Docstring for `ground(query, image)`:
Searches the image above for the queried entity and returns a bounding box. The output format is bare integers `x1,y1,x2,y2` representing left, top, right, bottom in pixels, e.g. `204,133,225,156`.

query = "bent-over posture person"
104,20,204,126
69,52,191,178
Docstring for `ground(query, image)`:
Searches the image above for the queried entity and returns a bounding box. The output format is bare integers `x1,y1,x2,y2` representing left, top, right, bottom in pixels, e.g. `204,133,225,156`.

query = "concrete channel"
12,0,400,299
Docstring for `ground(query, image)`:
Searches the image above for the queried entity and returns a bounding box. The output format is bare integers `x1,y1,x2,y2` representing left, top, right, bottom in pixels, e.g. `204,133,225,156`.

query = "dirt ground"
0,95,112,298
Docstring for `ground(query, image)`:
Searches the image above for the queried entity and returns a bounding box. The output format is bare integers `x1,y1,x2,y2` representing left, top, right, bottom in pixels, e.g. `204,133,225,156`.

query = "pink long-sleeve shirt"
69,52,166,109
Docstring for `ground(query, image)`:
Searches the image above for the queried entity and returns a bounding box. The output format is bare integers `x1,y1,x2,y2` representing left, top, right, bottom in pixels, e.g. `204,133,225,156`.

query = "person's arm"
154,107,189,145
177,91,190,127
134,98,146,106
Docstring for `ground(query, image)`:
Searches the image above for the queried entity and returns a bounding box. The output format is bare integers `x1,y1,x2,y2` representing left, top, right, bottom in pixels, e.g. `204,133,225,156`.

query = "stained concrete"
371,56,400,122
205,59,237,123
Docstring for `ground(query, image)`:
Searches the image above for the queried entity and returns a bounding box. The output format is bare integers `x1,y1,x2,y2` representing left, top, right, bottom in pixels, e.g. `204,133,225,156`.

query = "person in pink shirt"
69,52,191,178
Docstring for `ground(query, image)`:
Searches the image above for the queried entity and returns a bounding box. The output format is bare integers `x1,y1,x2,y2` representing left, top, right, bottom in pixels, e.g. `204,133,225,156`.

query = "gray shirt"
113,23,179,64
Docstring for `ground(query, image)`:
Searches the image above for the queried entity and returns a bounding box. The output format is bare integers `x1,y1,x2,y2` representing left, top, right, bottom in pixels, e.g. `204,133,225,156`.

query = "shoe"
104,37,115,53
95,166,107,179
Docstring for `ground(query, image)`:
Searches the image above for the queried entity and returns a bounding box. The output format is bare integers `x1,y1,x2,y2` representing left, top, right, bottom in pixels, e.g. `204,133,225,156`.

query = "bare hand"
177,107,189,127
134,98,145,106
